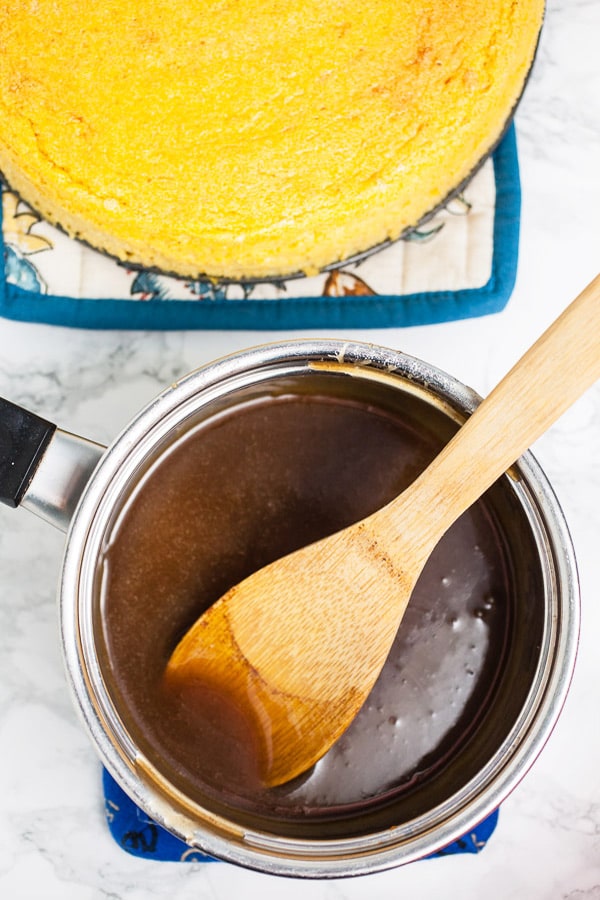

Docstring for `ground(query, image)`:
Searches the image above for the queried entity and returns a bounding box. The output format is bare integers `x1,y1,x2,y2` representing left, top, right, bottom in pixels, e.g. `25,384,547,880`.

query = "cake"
0,1,544,281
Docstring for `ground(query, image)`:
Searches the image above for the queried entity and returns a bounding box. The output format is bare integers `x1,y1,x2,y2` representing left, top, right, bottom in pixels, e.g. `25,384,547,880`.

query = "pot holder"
0,126,519,330
102,768,499,864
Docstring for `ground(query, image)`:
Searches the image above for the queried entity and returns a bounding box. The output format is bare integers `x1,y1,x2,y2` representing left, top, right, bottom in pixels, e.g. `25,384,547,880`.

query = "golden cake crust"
0,0,544,280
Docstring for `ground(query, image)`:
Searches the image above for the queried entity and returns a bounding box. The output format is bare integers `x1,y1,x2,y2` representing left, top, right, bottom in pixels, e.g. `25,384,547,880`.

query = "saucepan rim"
58,339,579,878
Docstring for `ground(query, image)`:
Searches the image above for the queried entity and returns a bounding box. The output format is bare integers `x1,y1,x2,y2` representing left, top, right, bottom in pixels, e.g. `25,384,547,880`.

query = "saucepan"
0,339,578,877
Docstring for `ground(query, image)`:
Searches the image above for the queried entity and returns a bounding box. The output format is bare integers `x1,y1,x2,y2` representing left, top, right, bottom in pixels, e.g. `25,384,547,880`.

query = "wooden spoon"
165,274,600,787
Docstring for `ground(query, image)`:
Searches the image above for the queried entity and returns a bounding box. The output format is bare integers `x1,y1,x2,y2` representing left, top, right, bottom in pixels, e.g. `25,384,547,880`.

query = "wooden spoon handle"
385,273,600,556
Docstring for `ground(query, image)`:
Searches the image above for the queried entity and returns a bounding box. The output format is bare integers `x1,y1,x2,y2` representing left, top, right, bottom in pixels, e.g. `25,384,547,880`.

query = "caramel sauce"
98,393,510,821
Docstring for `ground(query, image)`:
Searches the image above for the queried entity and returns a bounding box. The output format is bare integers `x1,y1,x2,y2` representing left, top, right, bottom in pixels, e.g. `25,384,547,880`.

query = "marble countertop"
1,1,599,896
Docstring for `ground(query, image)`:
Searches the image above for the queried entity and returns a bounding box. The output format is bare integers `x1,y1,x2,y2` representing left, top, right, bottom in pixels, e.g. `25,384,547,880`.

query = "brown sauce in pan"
98,392,511,821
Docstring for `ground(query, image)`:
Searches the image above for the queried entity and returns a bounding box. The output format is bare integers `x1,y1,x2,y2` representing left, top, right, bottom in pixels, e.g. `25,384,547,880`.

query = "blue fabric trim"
102,768,499,863
103,768,216,864
0,125,520,330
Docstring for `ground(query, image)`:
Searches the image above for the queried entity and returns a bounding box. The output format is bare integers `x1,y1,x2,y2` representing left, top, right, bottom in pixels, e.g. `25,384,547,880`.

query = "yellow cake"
0,1,543,280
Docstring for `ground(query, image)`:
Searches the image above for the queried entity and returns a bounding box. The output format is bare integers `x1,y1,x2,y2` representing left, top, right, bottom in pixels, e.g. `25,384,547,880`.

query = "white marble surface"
1,1,599,896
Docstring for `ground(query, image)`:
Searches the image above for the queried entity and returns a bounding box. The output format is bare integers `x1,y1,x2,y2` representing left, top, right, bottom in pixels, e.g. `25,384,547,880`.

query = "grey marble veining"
1,0,599,896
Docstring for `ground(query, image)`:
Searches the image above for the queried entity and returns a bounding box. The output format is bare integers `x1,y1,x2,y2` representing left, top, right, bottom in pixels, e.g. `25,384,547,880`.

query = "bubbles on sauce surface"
280,535,502,807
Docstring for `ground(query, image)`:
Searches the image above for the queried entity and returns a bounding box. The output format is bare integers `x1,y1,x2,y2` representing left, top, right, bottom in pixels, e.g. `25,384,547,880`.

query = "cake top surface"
0,0,544,278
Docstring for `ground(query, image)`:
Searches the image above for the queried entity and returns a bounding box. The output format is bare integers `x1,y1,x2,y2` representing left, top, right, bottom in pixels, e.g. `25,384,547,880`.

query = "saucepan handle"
0,397,56,507
0,397,106,533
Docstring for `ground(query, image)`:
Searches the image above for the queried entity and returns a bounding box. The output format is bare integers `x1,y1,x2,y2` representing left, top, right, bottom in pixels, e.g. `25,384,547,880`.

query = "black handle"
0,397,56,508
